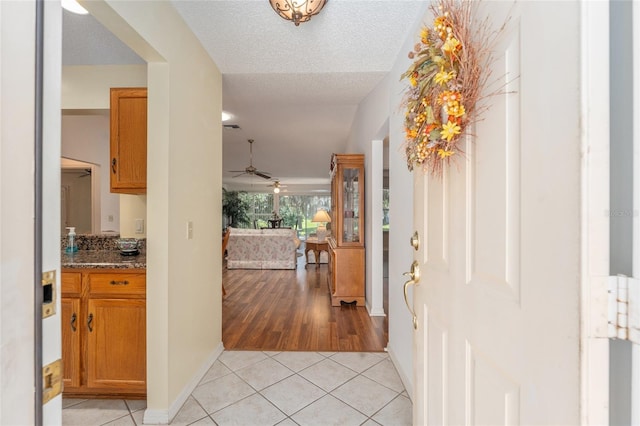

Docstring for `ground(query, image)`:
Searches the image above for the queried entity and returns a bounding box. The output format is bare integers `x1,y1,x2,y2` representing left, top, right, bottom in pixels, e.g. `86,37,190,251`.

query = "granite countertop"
62,250,146,269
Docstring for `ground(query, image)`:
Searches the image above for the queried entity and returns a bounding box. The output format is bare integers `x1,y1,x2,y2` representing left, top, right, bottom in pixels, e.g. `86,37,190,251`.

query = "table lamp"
312,209,331,241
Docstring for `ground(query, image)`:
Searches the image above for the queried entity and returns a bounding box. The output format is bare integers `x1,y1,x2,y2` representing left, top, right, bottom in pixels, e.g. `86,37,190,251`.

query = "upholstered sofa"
226,227,300,270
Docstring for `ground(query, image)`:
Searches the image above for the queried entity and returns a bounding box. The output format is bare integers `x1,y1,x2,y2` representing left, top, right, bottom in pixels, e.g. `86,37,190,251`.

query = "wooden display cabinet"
328,153,365,306
110,87,147,194
62,269,146,398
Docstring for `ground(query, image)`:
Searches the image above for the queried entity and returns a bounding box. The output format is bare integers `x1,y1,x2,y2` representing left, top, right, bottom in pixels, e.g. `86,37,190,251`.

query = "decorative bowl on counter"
116,238,140,255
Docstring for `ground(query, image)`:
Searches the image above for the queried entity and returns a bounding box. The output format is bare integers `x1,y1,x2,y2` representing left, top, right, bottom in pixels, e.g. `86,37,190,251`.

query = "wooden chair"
221,227,231,296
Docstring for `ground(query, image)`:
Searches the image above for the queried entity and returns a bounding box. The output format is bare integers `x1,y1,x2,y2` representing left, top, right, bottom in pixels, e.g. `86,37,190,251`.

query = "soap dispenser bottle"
65,227,78,253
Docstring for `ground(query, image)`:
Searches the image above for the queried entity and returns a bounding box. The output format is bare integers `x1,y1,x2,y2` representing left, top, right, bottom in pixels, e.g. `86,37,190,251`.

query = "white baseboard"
142,342,225,424
386,343,413,402
366,304,386,317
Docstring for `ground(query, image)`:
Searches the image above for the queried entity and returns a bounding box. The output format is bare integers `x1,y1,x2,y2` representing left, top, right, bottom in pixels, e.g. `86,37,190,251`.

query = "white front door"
407,1,589,424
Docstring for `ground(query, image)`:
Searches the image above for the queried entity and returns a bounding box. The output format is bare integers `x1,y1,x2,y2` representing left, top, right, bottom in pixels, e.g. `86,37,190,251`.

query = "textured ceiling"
62,0,426,193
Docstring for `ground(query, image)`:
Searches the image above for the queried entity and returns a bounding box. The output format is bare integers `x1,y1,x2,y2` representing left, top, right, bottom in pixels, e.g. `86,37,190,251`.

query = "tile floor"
62,350,412,426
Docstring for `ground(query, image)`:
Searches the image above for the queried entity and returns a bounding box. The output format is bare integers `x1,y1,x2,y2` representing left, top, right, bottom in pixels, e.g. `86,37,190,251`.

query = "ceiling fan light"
273,187,280,194
269,0,328,26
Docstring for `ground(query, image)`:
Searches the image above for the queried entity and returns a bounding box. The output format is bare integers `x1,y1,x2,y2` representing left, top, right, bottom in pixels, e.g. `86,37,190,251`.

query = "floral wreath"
401,0,499,177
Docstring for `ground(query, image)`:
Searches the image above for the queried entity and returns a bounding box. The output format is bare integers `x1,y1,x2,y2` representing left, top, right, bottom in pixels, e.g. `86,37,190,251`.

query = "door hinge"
608,275,640,344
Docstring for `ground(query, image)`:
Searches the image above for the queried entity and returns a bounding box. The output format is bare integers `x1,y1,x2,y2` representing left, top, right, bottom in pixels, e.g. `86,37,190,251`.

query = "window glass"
237,193,330,240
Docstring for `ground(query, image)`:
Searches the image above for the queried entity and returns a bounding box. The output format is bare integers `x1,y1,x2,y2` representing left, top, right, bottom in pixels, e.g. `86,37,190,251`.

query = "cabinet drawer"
62,272,82,295
88,273,146,297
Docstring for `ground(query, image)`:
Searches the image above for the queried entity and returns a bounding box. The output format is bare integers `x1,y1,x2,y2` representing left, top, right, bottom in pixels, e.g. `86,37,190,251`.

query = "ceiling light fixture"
268,0,328,26
61,0,89,15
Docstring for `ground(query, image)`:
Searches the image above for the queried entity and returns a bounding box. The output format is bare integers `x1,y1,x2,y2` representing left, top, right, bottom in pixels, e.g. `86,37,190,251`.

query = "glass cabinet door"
342,168,360,242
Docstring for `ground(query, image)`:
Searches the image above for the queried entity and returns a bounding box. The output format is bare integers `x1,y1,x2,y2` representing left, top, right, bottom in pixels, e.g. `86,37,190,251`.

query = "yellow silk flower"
441,121,461,141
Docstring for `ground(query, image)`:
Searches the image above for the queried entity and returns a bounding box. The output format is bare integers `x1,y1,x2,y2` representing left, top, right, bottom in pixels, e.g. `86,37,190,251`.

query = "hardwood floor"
222,258,388,352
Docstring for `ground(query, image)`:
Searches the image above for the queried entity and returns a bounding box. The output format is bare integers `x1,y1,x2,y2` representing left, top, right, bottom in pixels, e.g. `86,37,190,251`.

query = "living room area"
221,163,390,352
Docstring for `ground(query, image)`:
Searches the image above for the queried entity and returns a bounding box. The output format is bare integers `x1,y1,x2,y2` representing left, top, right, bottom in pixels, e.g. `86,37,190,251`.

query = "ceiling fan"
267,180,288,193
229,139,271,180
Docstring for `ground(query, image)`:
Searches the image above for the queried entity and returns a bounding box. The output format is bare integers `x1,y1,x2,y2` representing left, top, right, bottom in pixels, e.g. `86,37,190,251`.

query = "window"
237,192,330,240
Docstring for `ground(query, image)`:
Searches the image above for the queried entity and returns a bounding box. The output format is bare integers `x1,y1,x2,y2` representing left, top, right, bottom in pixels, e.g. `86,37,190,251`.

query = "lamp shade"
312,209,331,223
269,0,328,26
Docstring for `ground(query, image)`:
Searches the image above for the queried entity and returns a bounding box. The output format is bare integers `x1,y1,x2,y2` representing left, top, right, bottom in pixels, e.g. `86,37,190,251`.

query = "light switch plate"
187,221,193,239
135,218,144,234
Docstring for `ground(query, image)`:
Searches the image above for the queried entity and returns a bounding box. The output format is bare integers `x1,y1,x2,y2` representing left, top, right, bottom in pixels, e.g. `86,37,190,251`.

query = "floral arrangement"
400,0,501,177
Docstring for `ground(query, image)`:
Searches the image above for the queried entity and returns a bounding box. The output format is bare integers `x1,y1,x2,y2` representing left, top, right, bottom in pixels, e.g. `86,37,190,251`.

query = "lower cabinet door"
86,299,146,393
61,297,81,389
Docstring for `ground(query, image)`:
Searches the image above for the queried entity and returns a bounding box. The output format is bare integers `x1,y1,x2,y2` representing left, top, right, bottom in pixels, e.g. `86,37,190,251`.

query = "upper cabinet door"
330,153,365,247
110,88,147,194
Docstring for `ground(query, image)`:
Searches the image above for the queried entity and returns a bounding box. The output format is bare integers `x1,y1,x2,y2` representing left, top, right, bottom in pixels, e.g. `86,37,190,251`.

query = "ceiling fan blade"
231,172,248,178
254,171,271,180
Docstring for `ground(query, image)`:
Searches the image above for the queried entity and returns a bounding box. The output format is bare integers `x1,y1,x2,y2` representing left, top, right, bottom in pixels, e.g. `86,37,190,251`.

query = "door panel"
467,341,520,425
426,312,447,426
466,21,522,302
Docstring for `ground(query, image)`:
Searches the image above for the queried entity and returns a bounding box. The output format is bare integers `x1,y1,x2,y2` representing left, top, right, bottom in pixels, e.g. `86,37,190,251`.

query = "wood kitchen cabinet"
61,269,146,398
110,87,147,194
328,153,365,306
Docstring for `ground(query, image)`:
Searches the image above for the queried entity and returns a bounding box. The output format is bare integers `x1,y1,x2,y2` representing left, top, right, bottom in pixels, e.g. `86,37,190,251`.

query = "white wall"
345,2,428,395
1,0,63,424
61,114,120,233
62,64,146,109
80,1,224,422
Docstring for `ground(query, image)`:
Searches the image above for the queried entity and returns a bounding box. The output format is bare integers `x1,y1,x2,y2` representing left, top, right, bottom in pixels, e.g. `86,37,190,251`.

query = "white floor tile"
210,393,286,426
219,350,268,371
61,350,412,426
61,399,129,426
124,399,146,413
291,395,368,426
272,351,325,372
298,358,358,392
362,358,406,393
103,414,136,426
192,373,256,414
261,374,326,415
330,352,385,373
331,375,399,417
131,409,144,425
235,357,294,391
189,416,216,425
62,398,87,409
199,359,233,385
371,394,412,426
170,396,210,425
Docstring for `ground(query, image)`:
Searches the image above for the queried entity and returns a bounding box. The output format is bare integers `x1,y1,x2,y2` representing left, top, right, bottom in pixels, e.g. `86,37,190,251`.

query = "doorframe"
580,1,610,424
632,1,640,423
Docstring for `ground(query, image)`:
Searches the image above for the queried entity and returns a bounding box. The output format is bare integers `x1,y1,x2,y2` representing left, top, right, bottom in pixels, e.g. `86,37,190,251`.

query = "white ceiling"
62,0,426,193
